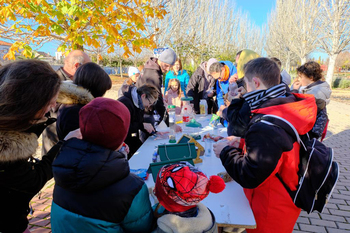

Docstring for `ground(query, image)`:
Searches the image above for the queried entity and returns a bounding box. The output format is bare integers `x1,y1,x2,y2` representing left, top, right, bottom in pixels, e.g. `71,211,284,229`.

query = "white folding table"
128,115,256,228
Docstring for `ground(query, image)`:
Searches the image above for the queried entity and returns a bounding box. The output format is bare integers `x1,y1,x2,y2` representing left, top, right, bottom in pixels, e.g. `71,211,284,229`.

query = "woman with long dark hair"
0,60,62,233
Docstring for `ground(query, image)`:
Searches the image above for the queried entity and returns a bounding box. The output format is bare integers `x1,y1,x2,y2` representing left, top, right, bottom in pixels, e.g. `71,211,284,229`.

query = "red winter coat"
220,93,317,233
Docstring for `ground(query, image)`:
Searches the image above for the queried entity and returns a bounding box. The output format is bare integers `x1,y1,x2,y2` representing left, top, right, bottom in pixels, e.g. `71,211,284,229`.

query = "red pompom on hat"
155,162,226,213
79,97,130,151
208,175,226,193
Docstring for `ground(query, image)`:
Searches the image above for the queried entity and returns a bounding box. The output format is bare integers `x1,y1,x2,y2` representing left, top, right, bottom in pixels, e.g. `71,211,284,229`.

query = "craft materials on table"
130,169,149,180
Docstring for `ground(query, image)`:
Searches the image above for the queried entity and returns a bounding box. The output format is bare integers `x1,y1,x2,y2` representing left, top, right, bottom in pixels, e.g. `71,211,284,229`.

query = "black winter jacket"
0,131,62,233
118,87,146,157
186,63,216,113
222,98,251,137
52,138,154,232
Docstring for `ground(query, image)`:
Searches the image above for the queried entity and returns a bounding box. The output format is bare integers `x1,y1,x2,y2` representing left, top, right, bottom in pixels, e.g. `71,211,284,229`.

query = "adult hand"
64,128,82,140
174,124,182,133
143,123,155,134
213,140,230,158
229,74,238,84
156,131,169,135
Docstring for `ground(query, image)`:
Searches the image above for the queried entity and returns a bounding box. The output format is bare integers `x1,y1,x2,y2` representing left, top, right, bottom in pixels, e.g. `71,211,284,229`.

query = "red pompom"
208,175,226,193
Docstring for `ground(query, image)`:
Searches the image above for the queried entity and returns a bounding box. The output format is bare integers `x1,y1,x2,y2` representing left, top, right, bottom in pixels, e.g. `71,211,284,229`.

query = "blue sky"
7,0,329,60
235,0,275,27
235,0,327,60
41,0,277,56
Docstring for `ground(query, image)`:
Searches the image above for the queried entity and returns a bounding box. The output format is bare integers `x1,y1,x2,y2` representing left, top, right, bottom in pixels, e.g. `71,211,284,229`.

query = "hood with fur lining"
57,81,94,105
0,131,38,162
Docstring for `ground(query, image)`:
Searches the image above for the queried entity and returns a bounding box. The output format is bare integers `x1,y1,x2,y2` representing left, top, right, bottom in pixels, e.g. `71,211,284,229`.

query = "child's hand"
292,80,301,90
234,86,246,99
174,124,182,133
124,143,130,154
225,136,241,148
217,105,226,117
64,129,82,140
213,140,230,158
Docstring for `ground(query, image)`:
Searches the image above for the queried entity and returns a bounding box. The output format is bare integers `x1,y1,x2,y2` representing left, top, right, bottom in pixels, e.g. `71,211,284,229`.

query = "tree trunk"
96,53,100,65
326,53,338,87
120,59,123,78
301,57,307,65
285,51,291,73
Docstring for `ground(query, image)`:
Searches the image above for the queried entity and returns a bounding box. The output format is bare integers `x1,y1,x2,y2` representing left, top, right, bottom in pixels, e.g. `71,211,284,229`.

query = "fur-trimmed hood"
0,131,38,162
57,81,94,105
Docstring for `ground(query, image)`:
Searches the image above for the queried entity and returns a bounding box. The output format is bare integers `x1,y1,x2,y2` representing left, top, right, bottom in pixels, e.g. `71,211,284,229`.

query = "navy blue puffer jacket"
51,138,154,232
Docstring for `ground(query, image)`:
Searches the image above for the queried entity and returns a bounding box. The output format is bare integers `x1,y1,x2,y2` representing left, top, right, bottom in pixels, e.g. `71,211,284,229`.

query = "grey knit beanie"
158,48,177,65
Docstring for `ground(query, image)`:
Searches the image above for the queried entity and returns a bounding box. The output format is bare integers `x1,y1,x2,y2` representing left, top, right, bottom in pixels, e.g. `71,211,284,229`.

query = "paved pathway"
28,98,350,232
293,100,350,233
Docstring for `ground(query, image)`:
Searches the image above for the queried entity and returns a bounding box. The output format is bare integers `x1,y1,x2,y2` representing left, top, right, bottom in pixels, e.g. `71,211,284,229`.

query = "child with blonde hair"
164,78,184,114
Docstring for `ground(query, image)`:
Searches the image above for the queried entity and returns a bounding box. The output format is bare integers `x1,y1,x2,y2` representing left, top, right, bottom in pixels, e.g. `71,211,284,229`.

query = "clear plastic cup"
204,139,213,157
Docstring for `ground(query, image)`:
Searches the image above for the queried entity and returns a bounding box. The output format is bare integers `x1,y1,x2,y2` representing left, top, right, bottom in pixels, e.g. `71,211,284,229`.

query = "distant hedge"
333,77,350,89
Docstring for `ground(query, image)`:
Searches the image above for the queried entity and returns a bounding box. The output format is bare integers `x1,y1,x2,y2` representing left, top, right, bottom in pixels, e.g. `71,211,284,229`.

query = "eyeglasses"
147,97,157,107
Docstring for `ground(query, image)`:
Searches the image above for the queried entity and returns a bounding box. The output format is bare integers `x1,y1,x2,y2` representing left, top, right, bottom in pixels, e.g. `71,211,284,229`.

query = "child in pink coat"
164,79,184,115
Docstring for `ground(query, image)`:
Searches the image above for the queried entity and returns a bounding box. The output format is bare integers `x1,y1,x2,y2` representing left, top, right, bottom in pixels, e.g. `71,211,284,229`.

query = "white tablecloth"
128,115,256,228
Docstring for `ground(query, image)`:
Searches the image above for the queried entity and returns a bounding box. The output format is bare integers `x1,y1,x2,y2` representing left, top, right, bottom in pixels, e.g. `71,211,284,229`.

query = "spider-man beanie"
155,162,225,213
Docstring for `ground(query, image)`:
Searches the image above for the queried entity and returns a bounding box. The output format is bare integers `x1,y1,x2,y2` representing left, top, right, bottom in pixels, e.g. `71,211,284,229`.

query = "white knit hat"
206,58,218,73
128,66,140,77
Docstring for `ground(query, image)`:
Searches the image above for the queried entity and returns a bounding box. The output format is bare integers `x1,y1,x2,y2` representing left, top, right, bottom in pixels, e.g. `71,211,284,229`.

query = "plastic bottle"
182,106,190,123
168,105,176,128
152,146,159,162
168,105,177,143
204,138,212,157
200,99,208,115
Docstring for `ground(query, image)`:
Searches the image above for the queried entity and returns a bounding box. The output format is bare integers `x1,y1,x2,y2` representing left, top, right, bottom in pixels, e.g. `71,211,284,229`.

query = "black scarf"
243,83,286,110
